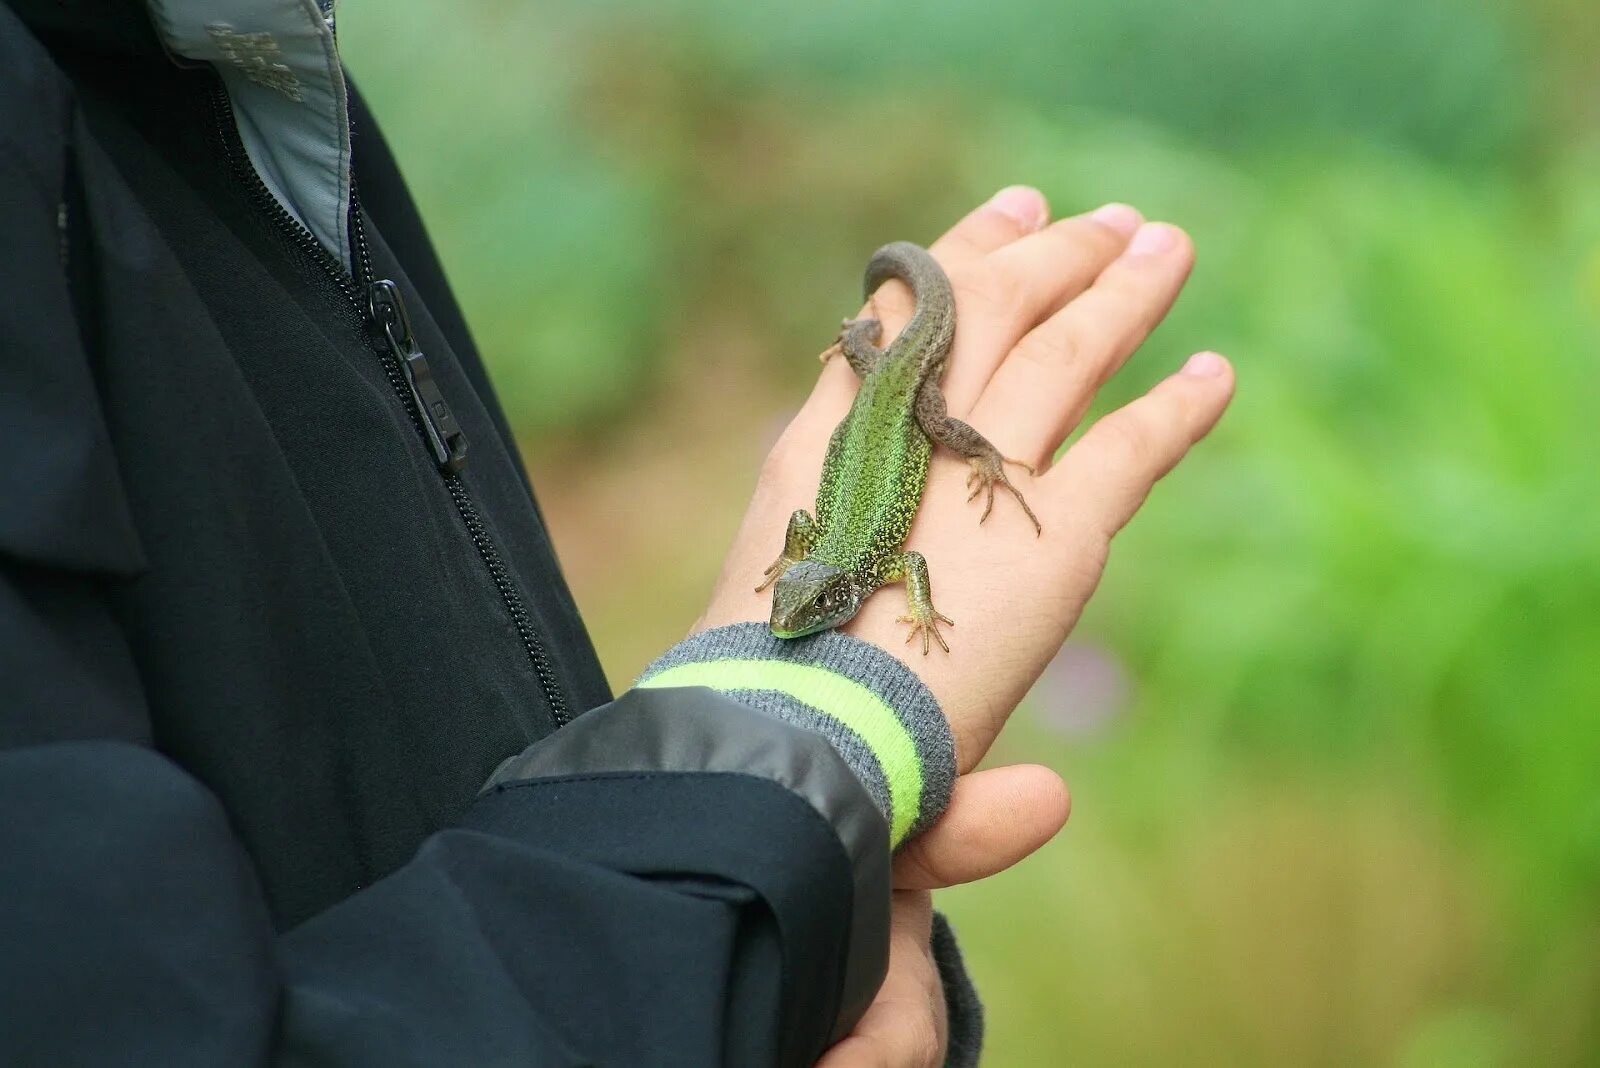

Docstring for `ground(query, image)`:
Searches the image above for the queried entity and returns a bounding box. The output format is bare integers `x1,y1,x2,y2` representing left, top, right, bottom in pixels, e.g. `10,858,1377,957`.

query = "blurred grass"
345,2,1600,1062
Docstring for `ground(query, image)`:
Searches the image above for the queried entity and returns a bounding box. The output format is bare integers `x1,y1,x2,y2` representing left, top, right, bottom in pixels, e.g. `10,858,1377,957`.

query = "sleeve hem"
637,622,955,846
479,685,891,1040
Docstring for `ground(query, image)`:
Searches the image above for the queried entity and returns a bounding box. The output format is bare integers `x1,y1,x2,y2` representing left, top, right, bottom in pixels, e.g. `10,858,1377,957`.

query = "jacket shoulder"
0,5,143,575
0,3,73,154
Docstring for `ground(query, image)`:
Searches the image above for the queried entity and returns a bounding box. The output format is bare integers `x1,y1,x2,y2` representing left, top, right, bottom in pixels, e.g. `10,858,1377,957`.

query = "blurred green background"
344,2,1600,1063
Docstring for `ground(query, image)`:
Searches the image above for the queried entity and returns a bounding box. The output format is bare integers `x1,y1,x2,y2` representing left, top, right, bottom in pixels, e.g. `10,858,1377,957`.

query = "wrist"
637,622,955,848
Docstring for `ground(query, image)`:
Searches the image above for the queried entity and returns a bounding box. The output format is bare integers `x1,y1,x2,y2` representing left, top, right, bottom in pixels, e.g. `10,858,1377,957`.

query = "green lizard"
758,241,1040,654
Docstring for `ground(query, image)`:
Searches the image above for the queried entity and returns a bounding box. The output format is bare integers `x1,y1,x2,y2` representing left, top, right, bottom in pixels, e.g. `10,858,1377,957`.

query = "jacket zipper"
207,78,572,726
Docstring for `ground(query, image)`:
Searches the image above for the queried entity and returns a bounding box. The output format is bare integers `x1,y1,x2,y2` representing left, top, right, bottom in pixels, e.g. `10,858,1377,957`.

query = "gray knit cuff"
637,622,955,847
933,912,985,1067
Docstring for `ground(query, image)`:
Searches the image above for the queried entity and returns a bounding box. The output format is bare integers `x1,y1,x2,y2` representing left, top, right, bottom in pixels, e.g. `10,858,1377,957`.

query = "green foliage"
562,0,1533,166
344,6,670,436
944,126,1600,1061
344,0,1600,1061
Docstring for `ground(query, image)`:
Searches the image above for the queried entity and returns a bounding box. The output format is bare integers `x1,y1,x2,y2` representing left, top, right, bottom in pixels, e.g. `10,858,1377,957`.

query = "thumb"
893,764,1070,890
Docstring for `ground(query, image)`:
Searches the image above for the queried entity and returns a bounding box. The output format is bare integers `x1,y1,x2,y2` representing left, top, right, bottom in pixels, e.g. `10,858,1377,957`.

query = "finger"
817,891,943,1068
852,186,1052,359
1047,351,1236,539
936,203,1144,413
894,764,1071,890
970,221,1196,469
928,185,1051,265
805,187,1051,422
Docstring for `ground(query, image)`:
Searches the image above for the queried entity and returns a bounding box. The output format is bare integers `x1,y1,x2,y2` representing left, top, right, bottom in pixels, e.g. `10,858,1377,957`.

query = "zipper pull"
366,279,469,473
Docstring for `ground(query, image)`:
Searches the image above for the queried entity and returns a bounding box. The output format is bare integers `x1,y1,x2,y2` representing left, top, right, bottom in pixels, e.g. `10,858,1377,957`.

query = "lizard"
757,241,1040,654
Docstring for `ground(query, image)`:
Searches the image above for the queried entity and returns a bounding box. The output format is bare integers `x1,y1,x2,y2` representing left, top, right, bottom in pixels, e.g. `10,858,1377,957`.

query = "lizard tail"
863,241,957,374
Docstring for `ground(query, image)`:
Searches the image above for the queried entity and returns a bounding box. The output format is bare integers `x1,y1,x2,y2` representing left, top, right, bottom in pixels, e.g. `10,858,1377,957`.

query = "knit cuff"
933,912,985,1067
637,622,955,848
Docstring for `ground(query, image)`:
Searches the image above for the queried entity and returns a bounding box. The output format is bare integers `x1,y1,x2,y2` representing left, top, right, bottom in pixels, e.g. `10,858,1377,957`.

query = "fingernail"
1128,222,1180,256
986,185,1048,230
1087,202,1142,236
1181,351,1227,378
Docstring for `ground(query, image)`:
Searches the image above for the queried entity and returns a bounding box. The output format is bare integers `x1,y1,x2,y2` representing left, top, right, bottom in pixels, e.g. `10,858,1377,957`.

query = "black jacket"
0,2,891,1063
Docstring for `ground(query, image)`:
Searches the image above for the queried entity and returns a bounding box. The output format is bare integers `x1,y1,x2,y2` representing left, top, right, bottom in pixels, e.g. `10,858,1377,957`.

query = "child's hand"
698,187,1234,775
820,763,1074,1067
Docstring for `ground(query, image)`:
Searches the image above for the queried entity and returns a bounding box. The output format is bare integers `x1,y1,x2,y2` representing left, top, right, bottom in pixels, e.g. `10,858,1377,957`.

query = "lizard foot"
897,607,954,656
755,555,794,593
757,510,822,592
965,455,1043,536
817,317,866,364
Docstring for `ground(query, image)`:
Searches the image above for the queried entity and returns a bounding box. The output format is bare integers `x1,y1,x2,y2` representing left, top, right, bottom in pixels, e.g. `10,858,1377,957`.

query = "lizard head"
769,559,866,638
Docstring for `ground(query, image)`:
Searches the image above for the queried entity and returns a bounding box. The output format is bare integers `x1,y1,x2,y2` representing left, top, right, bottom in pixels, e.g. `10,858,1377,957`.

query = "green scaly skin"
759,242,1041,653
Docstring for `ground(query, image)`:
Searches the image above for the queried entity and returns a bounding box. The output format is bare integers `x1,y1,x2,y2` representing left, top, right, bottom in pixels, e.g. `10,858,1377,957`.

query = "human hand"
698,186,1235,772
820,763,1072,1067
819,890,944,1068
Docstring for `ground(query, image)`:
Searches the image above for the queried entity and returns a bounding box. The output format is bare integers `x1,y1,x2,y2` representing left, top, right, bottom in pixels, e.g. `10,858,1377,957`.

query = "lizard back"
811,243,955,574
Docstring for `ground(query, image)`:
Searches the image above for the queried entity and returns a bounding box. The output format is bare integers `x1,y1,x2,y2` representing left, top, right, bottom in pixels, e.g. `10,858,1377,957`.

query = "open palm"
698,188,1234,775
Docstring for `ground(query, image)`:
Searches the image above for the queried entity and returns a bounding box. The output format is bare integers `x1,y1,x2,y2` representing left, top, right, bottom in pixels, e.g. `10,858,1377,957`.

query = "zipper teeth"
206,77,572,726
208,83,360,308
442,475,570,717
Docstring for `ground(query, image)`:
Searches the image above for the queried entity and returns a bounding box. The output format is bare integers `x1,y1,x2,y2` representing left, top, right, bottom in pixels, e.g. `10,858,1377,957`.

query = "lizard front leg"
914,376,1042,535
755,509,821,592
880,550,954,655
818,317,885,378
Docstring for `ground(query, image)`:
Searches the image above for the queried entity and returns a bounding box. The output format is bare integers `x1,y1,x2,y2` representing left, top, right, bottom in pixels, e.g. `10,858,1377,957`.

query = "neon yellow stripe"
639,660,921,846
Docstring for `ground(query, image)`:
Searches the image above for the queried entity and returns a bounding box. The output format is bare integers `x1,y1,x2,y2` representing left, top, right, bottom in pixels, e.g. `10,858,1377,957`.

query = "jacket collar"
146,0,353,268
7,0,355,271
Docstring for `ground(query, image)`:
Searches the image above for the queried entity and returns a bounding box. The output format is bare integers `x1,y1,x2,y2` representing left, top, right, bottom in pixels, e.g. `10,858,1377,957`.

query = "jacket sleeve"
0,402,891,1066
0,553,908,1068
0,654,885,1066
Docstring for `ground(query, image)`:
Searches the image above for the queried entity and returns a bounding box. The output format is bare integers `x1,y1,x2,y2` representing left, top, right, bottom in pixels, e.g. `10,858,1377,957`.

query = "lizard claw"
755,555,793,593
896,610,953,655
967,456,1042,536
1003,455,1036,476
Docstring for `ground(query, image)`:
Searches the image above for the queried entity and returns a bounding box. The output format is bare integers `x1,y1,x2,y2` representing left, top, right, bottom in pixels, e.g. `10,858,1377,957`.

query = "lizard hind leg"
964,452,1041,533
755,509,821,592
915,378,1043,536
883,551,954,655
819,317,886,378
